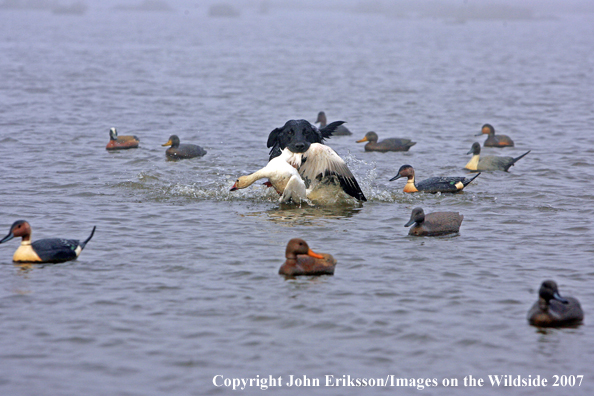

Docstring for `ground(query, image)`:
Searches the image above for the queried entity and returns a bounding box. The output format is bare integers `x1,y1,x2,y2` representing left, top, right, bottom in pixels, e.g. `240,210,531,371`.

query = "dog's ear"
319,121,345,140
267,127,283,148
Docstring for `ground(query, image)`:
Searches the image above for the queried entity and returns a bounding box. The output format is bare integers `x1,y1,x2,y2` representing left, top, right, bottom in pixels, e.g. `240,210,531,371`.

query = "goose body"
0,220,96,263
465,142,530,172
477,124,514,147
528,280,584,327
404,207,463,236
390,165,480,193
106,127,139,150
356,131,416,152
279,238,337,276
162,135,206,159
315,111,352,136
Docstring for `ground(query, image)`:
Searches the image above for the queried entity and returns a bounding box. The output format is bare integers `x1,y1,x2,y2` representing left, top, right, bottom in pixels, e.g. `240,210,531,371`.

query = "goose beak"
230,182,238,191
307,249,324,259
161,139,172,147
356,137,368,143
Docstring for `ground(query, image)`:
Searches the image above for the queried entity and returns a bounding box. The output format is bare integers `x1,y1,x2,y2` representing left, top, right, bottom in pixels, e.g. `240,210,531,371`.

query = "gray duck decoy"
465,142,530,172
528,280,584,327
356,131,416,152
162,135,207,159
404,207,463,236
279,238,337,276
0,220,96,263
476,123,514,147
315,111,352,136
390,164,480,193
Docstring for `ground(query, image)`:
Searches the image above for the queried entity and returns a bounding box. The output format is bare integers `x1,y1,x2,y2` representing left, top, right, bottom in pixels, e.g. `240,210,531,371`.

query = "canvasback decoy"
279,238,337,276
0,220,96,263
476,123,514,147
465,142,530,172
315,111,352,136
162,135,206,159
389,164,480,193
356,131,416,152
105,127,139,150
404,207,463,236
528,280,584,327
230,148,307,204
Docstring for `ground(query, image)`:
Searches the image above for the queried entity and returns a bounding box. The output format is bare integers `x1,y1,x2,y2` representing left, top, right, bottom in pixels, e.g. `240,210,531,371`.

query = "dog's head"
267,119,344,160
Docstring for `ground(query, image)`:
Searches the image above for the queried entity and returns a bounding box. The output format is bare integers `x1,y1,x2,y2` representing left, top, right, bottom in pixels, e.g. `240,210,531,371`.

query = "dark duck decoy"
356,131,416,152
477,123,514,147
105,127,139,150
389,164,480,193
315,111,352,136
465,142,530,172
279,238,337,276
404,207,463,236
0,220,96,263
266,119,366,201
162,135,207,159
528,280,584,327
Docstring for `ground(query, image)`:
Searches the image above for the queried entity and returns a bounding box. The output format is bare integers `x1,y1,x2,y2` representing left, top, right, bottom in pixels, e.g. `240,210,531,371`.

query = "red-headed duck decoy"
390,164,480,193
162,135,207,159
105,127,139,150
0,220,96,263
279,238,337,276
528,280,584,327
476,123,514,147
356,131,416,152
230,149,307,204
465,142,530,172
315,111,352,136
404,207,463,236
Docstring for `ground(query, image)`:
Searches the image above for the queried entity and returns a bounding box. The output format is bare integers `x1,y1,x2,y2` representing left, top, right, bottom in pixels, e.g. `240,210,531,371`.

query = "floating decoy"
267,120,366,201
0,220,96,263
476,123,514,147
404,207,463,236
465,142,530,172
356,131,416,152
162,135,207,159
105,127,139,150
315,111,352,136
528,280,584,327
230,149,307,204
390,164,480,193
279,238,337,276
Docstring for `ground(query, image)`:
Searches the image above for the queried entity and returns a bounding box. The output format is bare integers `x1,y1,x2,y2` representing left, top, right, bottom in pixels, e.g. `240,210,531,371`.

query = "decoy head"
315,111,326,125
389,164,415,181
467,142,481,155
356,131,378,143
476,123,495,136
285,238,324,260
539,280,569,304
162,135,180,148
0,220,32,243
109,127,118,140
404,207,425,227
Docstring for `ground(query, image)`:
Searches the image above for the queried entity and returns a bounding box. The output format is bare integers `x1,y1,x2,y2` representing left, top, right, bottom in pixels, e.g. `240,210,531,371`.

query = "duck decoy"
404,207,463,236
528,280,584,327
162,135,207,159
105,127,139,150
356,131,416,152
389,164,480,193
0,220,96,263
465,142,530,172
476,123,514,147
230,148,307,204
315,111,352,136
279,238,337,276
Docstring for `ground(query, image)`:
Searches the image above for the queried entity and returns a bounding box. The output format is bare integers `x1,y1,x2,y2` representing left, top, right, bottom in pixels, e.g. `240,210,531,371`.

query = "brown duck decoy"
465,142,530,172
356,131,416,152
527,280,584,327
476,123,514,147
162,135,207,159
105,127,139,150
404,207,463,236
279,238,337,276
